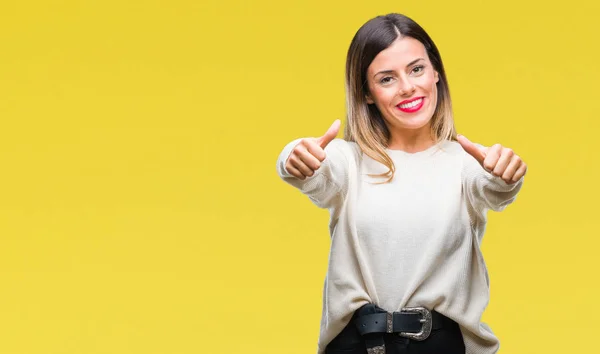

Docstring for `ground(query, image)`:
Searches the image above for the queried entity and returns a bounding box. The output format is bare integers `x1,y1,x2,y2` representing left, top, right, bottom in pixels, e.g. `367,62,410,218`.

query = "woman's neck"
387,126,435,153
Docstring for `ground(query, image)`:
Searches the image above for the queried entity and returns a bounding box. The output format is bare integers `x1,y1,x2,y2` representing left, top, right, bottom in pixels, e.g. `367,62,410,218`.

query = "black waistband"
350,304,456,353
353,309,447,335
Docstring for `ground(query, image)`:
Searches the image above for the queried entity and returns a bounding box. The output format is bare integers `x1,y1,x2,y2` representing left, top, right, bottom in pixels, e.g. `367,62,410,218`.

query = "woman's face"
366,36,439,133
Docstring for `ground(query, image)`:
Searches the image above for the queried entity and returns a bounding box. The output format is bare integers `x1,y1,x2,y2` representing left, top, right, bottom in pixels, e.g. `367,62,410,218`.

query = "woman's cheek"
383,87,397,101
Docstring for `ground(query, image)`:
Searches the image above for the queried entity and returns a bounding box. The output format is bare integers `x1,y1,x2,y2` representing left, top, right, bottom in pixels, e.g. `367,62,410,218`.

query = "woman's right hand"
285,120,341,180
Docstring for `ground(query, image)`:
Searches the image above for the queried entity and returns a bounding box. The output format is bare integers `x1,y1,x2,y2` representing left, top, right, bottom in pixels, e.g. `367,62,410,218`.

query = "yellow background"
0,0,598,353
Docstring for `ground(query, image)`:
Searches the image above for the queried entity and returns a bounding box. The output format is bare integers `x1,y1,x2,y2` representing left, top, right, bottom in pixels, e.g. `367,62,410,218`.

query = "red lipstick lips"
397,97,425,113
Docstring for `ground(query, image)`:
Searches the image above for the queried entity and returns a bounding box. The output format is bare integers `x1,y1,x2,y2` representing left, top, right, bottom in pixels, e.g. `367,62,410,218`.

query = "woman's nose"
398,79,416,96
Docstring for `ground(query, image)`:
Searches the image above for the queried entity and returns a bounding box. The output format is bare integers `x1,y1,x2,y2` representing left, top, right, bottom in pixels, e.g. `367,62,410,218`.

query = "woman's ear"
366,93,374,104
434,70,439,83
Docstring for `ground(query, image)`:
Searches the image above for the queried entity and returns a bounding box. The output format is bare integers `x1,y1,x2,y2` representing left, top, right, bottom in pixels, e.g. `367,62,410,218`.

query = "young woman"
276,13,526,354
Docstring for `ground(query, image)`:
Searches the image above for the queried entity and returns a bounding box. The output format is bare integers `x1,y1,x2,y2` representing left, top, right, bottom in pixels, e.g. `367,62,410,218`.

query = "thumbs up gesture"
457,135,527,184
285,120,341,180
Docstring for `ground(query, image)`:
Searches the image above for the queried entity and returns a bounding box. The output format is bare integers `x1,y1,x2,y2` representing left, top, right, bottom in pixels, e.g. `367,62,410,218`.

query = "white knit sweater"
276,138,524,354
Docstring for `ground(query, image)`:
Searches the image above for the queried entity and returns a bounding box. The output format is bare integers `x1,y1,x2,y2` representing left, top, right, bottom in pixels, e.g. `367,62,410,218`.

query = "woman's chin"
389,108,434,128
393,117,432,131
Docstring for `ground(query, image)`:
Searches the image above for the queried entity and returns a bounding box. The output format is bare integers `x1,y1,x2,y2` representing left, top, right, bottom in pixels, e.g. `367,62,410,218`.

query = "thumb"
457,134,487,164
317,119,341,149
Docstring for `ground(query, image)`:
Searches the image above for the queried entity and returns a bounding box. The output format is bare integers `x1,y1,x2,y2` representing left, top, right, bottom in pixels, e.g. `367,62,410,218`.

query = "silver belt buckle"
398,307,432,341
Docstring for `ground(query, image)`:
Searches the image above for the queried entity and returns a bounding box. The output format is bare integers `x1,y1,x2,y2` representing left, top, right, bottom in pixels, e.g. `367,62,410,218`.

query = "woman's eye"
412,65,424,74
380,76,394,84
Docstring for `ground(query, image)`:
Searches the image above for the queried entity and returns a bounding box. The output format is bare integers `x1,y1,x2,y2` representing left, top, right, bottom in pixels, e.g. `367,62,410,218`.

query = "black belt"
352,304,450,354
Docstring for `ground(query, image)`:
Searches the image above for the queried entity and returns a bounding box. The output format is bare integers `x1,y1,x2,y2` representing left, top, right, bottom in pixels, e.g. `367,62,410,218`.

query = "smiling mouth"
397,97,424,113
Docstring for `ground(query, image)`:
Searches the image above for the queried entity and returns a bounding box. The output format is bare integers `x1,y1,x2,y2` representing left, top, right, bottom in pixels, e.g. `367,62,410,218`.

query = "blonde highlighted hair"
344,13,457,183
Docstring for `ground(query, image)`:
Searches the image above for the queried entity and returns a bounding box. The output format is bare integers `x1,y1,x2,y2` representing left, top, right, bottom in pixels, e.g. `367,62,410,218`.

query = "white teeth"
399,98,423,109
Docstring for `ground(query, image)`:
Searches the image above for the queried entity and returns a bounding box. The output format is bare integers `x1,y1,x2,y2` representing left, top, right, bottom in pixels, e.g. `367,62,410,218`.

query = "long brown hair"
344,13,456,182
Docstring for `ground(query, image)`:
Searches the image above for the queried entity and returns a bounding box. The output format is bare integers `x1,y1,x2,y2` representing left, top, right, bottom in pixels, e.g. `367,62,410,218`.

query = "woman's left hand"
457,134,527,184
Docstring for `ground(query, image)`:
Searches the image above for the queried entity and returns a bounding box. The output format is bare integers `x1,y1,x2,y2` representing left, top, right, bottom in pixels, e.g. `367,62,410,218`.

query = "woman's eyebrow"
406,58,425,67
373,58,426,78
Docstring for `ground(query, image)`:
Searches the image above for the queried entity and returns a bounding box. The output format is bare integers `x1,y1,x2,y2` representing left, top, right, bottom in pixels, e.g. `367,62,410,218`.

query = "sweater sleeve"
276,138,350,209
461,147,524,215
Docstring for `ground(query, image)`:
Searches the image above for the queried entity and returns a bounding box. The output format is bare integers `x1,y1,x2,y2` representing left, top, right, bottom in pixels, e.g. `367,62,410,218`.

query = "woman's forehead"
368,37,428,72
